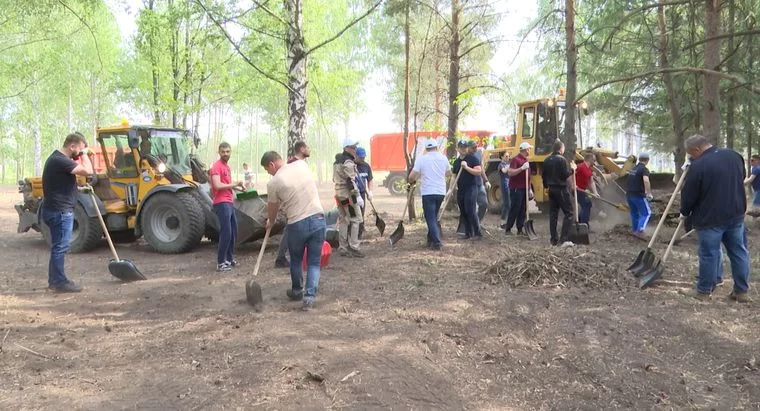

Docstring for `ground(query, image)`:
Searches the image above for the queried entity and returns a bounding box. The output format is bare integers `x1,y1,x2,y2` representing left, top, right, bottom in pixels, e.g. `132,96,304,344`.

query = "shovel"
638,218,685,289
569,186,590,245
524,170,538,240
389,185,415,247
437,168,464,222
580,189,629,211
672,229,695,245
366,198,386,236
88,191,146,282
245,226,271,307
628,167,689,276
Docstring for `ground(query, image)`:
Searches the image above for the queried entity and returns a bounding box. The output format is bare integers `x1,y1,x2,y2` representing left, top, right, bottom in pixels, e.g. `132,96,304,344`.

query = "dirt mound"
484,248,628,289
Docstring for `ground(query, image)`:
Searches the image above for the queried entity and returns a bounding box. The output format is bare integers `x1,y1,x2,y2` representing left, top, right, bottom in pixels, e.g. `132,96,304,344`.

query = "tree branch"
682,28,760,50
458,38,500,59
56,0,103,71
600,0,693,51
250,0,290,28
196,0,292,92
306,0,383,56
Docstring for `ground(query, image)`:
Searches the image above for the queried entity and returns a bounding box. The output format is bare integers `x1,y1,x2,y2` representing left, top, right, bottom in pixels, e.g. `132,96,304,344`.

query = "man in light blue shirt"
409,141,451,250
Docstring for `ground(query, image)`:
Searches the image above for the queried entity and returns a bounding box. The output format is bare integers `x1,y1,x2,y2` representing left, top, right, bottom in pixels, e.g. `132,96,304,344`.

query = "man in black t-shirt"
42,132,94,292
452,140,482,239
542,140,576,246
625,152,653,239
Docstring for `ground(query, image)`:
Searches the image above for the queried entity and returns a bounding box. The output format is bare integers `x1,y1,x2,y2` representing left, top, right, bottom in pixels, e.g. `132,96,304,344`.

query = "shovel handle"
525,169,530,220
580,189,626,209
662,218,685,262
252,226,272,277
573,181,580,224
647,166,689,249
438,168,463,222
89,191,120,261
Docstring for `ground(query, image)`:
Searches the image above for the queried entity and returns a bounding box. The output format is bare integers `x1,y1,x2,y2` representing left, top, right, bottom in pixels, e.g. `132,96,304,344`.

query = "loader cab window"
147,129,193,175
521,107,535,139
536,104,557,155
100,133,138,178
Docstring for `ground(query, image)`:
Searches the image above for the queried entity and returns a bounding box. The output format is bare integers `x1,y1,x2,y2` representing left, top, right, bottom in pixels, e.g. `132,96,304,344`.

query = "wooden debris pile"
484,249,626,289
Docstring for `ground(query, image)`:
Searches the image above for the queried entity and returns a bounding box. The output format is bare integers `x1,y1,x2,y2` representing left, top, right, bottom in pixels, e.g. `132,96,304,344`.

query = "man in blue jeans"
209,142,245,272
41,132,93,292
680,134,750,302
625,152,653,240
263,151,326,311
453,140,482,239
409,140,451,250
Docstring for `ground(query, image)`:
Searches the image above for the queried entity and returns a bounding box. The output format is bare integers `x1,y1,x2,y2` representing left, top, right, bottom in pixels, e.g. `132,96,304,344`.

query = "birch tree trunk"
285,0,307,156
32,87,42,176
702,0,722,143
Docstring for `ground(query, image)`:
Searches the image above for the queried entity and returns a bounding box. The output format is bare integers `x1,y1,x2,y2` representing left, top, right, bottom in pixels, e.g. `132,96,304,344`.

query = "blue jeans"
577,190,592,225
500,183,511,220
626,194,651,232
422,195,444,247
42,207,73,287
214,202,237,265
505,188,526,232
286,214,327,299
456,186,481,237
696,218,750,294
753,190,760,206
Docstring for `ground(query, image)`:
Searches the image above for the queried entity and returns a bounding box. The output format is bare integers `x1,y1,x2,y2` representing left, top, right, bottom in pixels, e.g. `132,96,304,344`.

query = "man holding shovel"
626,152,653,240
275,141,312,269
680,134,750,302
453,140,483,240
263,151,326,311
409,140,451,250
542,140,576,247
575,153,597,229
333,138,364,257
504,142,532,235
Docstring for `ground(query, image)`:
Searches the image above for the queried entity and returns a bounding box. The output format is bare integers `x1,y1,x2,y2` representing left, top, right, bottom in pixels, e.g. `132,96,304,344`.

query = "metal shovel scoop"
246,226,271,308
389,186,415,247
639,218,684,289
569,186,589,245
524,171,538,240
89,192,146,282
366,198,386,236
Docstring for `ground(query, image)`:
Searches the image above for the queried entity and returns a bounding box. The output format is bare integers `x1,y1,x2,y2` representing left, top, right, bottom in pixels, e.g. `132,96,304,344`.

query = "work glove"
681,161,690,171
350,188,359,197
528,188,534,201
78,185,94,194
520,162,530,171
356,195,365,208
485,181,492,190
679,213,688,220
461,161,469,168
646,194,654,202
366,191,373,200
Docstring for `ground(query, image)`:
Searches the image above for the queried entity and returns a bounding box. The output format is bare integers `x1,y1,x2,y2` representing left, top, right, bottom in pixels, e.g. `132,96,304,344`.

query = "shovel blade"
245,278,263,307
108,259,146,282
525,219,538,241
570,222,590,245
638,262,665,289
389,221,405,246
631,252,657,277
628,248,649,271
375,215,386,236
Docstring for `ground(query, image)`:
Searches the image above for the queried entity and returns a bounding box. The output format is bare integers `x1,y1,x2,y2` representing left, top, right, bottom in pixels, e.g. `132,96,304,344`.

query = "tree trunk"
31,86,42,176
403,0,415,220
182,2,191,129
148,0,161,125
702,0,722,143
446,0,461,159
725,0,735,149
285,0,307,157
747,31,755,174
68,79,73,131
563,0,577,161
658,1,686,173
689,5,701,131
170,0,180,128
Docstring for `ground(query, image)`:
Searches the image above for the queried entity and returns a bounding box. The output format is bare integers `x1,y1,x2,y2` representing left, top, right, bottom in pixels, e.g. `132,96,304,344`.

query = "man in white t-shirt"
408,141,451,250
262,151,326,311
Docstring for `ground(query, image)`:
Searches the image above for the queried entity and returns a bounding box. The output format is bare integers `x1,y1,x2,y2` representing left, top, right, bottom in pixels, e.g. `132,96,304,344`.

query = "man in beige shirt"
262,151,326,311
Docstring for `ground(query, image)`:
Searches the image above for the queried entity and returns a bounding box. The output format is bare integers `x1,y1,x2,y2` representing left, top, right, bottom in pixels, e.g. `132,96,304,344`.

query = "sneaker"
301,298,314,311
338,248,349,257
274,257,289,268
430,244,442,251
49,281,83,293
681,289,711,301
560,241,575,248
348,247,365,258
216,262,232,272
631,231,648,241
229,259,238,267
471,235,483,241
286,289,303,301
458,233,471,240
728,291,752,303
504,230,513,236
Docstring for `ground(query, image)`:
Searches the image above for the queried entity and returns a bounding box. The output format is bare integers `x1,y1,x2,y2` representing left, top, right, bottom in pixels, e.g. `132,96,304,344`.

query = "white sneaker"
216,262,232,272
560,241,575,248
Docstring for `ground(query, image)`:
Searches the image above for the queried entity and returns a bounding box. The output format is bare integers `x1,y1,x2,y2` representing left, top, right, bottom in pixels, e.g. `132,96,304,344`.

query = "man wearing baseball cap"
453,139,483,239
626,151,653,240
354,147,374,238
409,139,451,249
504,142,532,235
333,138,364,257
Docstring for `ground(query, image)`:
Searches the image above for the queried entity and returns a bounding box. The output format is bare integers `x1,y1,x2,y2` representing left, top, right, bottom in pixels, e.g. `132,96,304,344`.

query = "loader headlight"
157,162,166,173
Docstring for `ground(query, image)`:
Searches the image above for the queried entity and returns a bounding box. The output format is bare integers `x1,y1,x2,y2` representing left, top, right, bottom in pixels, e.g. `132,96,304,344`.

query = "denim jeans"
456,186,481,237
41,207,73,287
696,217,750,294
505,188,526,232
213,202,237,265
626,194,651,232
577,190,592,225
422,195,444,247
500,183,511,220
286,214,327,299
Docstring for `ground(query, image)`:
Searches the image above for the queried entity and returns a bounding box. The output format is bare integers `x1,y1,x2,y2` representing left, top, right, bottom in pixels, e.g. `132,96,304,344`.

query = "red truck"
370,130,495,195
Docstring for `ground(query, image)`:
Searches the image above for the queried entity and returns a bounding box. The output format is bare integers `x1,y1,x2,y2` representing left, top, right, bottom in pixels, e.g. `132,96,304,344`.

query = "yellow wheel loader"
483,91,675,215
15,122,283,254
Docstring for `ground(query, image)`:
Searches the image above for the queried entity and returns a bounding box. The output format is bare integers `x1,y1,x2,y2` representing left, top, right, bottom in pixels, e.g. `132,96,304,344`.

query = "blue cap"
356,147,367,158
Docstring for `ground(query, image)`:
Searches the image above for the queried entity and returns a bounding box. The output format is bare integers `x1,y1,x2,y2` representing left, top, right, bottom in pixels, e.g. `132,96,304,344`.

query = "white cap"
519,142,532,150
342,137,360,148
425,140,437,149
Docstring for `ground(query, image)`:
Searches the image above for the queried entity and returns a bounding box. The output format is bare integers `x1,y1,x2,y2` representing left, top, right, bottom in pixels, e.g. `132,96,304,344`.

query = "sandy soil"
0,183,758,410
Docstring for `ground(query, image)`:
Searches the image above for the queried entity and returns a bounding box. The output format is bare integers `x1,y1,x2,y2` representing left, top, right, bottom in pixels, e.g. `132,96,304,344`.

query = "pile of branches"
484,249,625,289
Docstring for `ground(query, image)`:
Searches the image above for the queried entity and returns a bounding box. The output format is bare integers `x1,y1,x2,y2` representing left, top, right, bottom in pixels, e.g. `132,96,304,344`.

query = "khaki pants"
336,197,363,250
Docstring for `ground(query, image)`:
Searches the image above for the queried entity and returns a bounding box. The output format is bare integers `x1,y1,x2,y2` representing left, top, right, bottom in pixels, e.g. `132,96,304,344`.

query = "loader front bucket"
233,194,285,244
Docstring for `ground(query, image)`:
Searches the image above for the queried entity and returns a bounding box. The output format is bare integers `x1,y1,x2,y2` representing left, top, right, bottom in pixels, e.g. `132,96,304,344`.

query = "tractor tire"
40,203,102,253
386,174,407,196
486,172,503,214
141,191,204,254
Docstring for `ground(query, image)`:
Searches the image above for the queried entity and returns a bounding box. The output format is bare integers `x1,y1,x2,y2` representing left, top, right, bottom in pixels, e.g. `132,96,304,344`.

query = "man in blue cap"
355,147,374,238
626,151,653,240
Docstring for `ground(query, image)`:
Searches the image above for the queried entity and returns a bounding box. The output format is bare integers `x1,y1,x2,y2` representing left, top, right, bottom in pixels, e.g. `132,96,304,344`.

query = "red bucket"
302,241,332,270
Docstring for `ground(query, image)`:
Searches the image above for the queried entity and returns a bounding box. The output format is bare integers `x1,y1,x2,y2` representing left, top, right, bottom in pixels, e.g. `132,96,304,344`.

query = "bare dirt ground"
1,183,759,410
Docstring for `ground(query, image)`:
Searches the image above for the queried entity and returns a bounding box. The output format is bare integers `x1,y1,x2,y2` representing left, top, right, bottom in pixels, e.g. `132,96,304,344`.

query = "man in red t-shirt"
575,152,597,226
209,142,245,272
504,142,532,235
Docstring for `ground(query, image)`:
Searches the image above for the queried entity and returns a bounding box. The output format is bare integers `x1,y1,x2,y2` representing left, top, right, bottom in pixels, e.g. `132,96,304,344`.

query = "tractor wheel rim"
150,205,182,243
392,179,405,193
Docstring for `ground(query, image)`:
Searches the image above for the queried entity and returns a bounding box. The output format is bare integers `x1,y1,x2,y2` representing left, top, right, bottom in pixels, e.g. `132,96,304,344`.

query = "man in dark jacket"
626,152,653,240
680,134,750,302
453,140,482,239
542,140,575,247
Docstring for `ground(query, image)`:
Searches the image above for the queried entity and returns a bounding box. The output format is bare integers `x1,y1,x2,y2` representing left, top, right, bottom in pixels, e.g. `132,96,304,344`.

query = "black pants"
358,191,367,239
456,185,481,237
548,186,574,245
505,188,526,233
